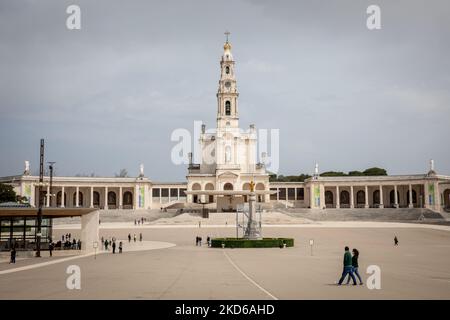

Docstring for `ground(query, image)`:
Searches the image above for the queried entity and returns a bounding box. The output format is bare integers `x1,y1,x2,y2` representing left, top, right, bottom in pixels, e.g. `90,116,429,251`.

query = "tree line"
269,167,387,182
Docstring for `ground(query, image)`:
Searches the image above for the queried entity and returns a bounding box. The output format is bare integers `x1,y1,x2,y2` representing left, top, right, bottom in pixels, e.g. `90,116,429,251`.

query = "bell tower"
217,31,239,129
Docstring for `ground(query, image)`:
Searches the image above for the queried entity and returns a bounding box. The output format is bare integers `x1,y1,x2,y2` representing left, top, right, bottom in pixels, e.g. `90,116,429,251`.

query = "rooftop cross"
224,31,230,43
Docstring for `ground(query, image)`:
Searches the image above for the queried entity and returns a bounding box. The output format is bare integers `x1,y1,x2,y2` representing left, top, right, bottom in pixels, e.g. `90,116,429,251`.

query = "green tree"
0,183,17,203
348,171,364,176
320,171,347,177
363,167,387,176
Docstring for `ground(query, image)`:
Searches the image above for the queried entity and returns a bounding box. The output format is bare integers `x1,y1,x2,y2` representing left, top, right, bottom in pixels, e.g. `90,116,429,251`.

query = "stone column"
394,185,398,208
294,188,297,201
104,186,108,210
135,184,140,209
168,188,171,203
119,186,123,209
379,185,384,208
75,186,80,207
177,188,180,201
90,187,94,208
276,188,279,201
159,188,162,204
336,186,340,209
80,210,99,253
364,186,369,208
61,186,65,208
46,185,50,207
408,184,413,208
350,185,354,209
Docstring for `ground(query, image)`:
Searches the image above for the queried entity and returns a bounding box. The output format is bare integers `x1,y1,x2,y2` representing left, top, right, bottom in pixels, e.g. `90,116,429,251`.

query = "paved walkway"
1,226,450,299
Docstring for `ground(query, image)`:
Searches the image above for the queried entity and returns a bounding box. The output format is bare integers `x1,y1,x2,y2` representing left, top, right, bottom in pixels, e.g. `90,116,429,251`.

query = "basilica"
1,39,450,213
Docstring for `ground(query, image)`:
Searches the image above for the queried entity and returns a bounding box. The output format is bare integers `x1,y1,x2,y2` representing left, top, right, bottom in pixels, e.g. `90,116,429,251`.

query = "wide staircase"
276,206,446,222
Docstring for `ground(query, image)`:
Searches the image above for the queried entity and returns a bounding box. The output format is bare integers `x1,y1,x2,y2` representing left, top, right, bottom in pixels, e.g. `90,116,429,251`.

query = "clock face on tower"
225,81,231,89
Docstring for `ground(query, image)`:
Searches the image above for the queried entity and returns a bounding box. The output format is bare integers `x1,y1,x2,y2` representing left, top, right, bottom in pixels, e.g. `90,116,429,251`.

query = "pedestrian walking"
112,241,116,254
338,246,357,285
10,247,16,264
49,242,54,257
104,239,109,251
346,249,363,285
394,236,399,246
119,241,123,253
128,233,131,242
133,234,137,242
139,233,143,242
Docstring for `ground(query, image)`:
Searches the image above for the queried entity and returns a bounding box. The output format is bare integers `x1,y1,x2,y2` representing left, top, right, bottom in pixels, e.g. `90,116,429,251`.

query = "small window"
225,66,230,74
225,101,231,115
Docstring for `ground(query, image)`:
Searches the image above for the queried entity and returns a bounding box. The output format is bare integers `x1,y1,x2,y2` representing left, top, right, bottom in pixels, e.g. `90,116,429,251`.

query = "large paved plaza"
1,223,450,299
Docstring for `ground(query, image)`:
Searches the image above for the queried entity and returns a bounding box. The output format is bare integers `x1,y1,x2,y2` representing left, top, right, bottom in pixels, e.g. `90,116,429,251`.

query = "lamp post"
36,139,45,258
48,162,55,207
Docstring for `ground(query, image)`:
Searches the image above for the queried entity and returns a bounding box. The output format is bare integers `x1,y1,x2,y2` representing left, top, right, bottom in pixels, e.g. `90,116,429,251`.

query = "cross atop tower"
224,31,230,43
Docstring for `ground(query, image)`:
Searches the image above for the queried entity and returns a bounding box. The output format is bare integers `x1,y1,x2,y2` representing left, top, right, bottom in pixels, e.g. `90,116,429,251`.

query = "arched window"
356,190,365,205
340,190,350,205
225,101,231,116
108,191,116,207
225,66,230,74
123,191,133,206
325,191,333,205
93,191,100,207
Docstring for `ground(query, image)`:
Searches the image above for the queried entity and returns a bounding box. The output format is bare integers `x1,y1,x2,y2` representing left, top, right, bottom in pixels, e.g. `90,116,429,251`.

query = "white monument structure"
186,34,270,211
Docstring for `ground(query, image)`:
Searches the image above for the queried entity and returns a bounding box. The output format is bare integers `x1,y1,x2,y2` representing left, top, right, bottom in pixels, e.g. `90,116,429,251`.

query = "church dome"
224,42,232,50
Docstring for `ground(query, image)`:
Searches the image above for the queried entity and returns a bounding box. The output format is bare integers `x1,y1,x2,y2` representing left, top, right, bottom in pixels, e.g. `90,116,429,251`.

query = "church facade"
1,40,450,213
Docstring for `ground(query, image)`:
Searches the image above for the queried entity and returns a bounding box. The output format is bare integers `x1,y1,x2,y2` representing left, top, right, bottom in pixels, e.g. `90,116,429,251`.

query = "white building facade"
1,40,450,213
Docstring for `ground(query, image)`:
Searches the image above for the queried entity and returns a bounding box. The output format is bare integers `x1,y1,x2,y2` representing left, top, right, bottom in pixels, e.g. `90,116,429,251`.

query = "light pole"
48,162,55,207
36,139,45,258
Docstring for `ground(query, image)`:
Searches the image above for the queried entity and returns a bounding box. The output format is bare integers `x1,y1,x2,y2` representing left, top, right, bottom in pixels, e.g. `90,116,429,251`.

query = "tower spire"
224,30,230,43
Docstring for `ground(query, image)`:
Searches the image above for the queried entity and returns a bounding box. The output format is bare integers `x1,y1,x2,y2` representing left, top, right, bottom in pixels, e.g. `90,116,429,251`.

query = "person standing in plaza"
112,240,116,254
10,246,16,264
119,241,123,253
394,236,399,246
128,233,131,242
338,246,357,285
49,242,54,257
139,233,143,242
104,238,109,251
133,234,137,242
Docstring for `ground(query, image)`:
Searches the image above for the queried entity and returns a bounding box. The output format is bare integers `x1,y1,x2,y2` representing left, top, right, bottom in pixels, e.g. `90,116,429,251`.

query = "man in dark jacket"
338,246,357,285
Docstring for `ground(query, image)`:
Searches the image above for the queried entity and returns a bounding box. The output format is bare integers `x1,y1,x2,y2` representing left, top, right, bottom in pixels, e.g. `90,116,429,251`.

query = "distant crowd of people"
134,217,146,226
195,236,211,247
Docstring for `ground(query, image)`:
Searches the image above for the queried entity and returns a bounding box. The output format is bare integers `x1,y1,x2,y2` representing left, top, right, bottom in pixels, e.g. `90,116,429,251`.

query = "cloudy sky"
0,0,449,180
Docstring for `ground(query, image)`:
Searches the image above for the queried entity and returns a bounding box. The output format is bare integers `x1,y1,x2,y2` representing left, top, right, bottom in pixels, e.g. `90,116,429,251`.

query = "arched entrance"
356,190,365,207
123,191,133,208
373,190,380,207
191,183,201,203
325,191,333,207
340,190,350,207
223,183,234,190
93,191,100,207
108,191,117,208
